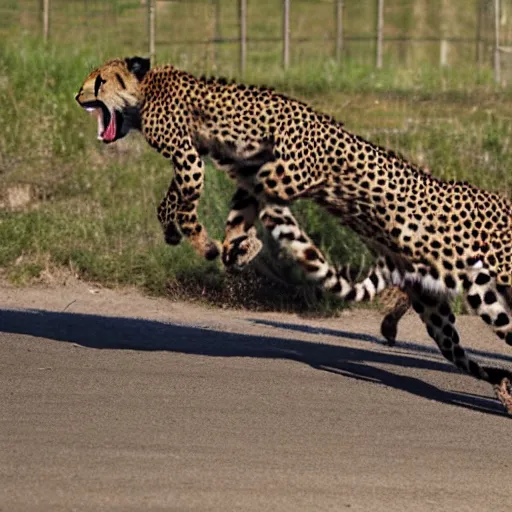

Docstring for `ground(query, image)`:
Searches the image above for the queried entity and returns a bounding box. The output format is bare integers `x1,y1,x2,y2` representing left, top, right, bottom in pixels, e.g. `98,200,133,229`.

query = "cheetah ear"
125,56,150,81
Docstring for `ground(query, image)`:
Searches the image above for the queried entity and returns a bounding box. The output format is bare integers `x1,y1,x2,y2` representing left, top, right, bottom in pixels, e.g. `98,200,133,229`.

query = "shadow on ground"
249,318,512,364
0,307,508,418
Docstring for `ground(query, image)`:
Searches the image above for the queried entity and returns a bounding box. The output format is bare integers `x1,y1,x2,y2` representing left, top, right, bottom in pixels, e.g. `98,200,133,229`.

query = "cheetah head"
75,57,149,143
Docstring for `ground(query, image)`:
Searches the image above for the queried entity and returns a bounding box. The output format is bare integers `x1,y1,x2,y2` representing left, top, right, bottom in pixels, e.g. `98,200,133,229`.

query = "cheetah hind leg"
464,268,512,414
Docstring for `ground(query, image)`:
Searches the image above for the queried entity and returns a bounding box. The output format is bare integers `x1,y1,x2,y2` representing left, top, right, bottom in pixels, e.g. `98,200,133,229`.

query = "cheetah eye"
94,75,106,97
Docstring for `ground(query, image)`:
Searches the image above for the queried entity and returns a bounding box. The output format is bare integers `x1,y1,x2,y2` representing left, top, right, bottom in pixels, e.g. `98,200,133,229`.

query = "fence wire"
4,0,512,81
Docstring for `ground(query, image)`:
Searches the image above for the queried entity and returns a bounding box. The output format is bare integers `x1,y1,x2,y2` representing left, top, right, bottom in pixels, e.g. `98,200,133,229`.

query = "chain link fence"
4,0,512,82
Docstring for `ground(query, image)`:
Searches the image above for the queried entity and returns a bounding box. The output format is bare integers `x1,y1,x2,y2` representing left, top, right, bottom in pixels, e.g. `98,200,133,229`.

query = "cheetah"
75,56,411,344
75,57,512,414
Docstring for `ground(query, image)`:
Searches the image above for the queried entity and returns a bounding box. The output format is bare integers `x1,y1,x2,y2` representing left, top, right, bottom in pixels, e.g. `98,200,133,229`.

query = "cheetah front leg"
158,147,220,261
222,187,318,270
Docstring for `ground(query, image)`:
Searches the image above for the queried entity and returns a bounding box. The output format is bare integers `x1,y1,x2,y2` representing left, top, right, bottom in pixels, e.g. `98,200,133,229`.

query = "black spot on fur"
494,313,509,327
344,289,357,301
438,302,451,316
228,215,244,228
304,248,319,261
475,272,491,285
481,314,492,325
369,273,379,288
430,313,442,327
330,282,342,294
442,324,453,337
467,294,482,310
484,290,497,305
445,275,456,289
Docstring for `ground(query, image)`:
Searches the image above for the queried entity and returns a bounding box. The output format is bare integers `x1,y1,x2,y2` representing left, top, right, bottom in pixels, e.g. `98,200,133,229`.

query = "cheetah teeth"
86,107,105,140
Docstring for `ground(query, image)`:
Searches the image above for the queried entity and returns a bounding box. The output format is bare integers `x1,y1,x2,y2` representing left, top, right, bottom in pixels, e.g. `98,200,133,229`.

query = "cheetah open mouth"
82,102,123,143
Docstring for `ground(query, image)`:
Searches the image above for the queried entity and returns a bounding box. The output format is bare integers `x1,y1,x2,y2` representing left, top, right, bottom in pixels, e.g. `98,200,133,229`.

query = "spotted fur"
76,57,512,414
75,56,410,343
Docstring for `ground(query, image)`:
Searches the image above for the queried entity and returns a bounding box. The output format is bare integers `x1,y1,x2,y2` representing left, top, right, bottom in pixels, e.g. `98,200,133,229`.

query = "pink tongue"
103,112,116,141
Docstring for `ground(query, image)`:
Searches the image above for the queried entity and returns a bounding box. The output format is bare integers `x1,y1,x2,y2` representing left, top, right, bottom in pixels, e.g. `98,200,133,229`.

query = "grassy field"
2,2,512,312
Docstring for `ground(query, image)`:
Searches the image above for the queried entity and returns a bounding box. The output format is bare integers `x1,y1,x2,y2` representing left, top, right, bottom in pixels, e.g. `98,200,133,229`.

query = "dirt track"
1,281,512,511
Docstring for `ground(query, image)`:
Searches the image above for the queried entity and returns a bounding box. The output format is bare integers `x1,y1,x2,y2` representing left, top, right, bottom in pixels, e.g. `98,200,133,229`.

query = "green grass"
1,10,512,313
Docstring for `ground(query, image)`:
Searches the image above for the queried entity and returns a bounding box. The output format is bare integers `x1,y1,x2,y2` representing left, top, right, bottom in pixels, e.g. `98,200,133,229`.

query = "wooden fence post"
42,0,50,42
439,0,448,67
476,0,483,66
494,0,501,84
83,0,88,30
376,0,384,69
335,0,344,61
148,0,156,63
239,0,247,74
439,40,448,67
283,0,290,69
212,0,221,67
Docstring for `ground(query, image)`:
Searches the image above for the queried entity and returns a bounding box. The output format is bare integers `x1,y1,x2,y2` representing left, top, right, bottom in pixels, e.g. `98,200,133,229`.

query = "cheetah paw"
164,222,182,246
222,234,263,268
204,239,222,261
380,313,398,347
493,377,512,416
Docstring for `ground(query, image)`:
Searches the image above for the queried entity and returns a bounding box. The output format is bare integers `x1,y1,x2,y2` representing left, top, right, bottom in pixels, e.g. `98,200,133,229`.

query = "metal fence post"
283,0,290,69
494,0,501,84
240,0,247,74
42,0,50,42
335,0,344,61
148,0,156,63
376,0,384,69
